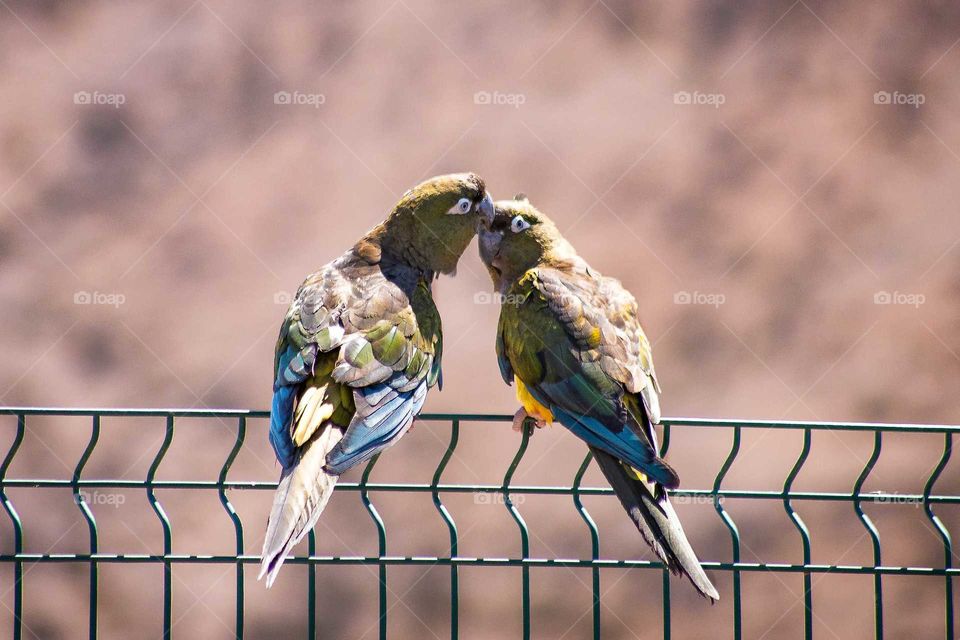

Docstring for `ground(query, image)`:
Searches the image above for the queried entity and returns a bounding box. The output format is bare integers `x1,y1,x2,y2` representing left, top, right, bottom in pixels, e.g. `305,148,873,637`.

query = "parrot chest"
408,278,441,353
499,273,623,425
501,291,576,385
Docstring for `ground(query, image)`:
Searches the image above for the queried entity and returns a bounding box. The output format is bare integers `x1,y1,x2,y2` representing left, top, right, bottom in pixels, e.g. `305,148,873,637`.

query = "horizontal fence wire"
0,408,957,640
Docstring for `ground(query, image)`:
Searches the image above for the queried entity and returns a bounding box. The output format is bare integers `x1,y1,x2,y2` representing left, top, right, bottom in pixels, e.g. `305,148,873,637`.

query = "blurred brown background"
1,1,959,638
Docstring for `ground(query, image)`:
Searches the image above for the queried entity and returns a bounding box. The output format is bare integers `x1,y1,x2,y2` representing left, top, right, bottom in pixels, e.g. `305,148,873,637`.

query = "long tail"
259,424,343,588
590,445,719,601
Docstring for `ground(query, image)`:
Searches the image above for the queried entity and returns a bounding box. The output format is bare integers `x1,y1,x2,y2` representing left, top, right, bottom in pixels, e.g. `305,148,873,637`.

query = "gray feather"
590,445,719,601
259,425,343,588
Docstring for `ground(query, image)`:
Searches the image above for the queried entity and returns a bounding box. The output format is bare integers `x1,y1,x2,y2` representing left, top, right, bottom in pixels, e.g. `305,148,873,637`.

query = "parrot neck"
541,238,591,276
545,237,581,266
356,221,437,279
502,252,592,295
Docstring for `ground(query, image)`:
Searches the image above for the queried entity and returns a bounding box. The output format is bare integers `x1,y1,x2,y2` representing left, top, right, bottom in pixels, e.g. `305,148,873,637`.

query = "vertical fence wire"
0,414,24,640
147,415,174,639
360,454,387,639
924,432,953,640
504,423,532,640
714,425,742,640
72,414,100,640
660,423,672,640
853,431,884,640
783,427,813,639
218,416,246,639
307,530,316,639
572,451,600,640
431,418,460,639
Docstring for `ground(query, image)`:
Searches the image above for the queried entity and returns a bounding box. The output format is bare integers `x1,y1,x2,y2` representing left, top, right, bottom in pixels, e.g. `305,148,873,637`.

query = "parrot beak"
478,226,503,271
477,192,495,230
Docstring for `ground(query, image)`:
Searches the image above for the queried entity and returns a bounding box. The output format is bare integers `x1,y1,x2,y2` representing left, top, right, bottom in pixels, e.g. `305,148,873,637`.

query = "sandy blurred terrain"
1,1,959,637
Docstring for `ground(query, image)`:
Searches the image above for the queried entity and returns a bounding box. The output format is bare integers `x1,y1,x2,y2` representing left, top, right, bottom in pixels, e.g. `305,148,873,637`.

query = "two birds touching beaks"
260,172,719,602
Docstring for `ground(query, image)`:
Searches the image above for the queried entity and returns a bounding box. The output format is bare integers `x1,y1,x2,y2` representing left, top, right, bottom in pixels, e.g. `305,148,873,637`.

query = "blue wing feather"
522,381,677,488
325,375,427,474
270,386,298,467
269,344,303,469
551,406,677,487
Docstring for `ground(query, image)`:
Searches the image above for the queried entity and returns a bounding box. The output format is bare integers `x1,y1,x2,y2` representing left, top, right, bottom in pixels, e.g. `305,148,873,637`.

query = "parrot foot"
511,408,546,434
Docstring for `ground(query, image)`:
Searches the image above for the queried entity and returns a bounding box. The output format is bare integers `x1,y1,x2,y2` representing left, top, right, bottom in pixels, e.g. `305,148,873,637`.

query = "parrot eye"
448,197,473,215
510,215,531,233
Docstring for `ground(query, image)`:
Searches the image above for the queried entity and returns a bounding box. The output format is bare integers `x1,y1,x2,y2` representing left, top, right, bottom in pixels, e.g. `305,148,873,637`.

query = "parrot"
477,195,719,601
260,172,494,586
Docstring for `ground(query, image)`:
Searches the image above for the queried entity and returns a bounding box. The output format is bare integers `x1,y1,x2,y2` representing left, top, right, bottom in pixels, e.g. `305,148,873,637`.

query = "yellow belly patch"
515,377,554,424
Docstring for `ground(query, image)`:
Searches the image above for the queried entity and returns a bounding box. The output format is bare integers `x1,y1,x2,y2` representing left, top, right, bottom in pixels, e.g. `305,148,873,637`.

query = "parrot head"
381,172,494,275
479,194,577,289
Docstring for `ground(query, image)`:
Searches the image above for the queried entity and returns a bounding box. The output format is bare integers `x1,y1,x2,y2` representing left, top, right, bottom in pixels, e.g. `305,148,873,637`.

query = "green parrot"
478,195,718,601
260,172,494,586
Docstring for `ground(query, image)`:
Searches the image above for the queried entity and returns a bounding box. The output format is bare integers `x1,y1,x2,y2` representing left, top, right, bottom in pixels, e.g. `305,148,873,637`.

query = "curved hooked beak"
476,192,495,230
478,226,503,275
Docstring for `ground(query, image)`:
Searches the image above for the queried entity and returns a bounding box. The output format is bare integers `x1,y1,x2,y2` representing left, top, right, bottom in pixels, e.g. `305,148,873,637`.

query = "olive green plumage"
261,173,493,586
478,195,719,602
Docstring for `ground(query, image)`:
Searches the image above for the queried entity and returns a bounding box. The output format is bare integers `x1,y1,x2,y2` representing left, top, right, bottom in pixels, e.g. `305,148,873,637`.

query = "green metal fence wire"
0,408,957,639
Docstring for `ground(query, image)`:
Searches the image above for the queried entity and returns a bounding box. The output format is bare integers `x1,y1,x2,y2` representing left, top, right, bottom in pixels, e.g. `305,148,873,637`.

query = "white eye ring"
448,197,472,215
511,215,531,233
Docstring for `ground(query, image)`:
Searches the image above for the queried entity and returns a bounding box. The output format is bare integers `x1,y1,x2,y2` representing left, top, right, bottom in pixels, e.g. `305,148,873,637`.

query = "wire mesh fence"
0,408,956,639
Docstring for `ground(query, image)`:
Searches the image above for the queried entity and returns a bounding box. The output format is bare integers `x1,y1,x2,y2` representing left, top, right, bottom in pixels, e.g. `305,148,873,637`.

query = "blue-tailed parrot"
478,195,718,601
260,173,494,586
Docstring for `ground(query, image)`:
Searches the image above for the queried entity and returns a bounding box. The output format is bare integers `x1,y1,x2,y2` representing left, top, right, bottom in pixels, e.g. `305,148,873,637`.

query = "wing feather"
501,267,674,486
269,256,440,472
